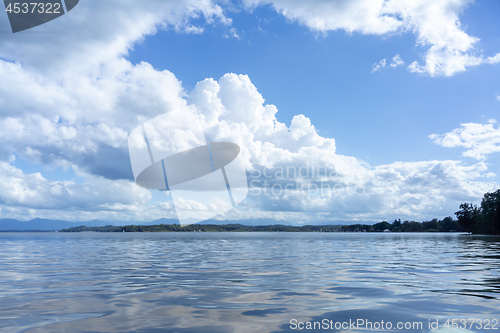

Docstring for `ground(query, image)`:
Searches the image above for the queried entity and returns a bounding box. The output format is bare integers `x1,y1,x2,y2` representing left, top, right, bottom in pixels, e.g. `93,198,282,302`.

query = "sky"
1,0,500,225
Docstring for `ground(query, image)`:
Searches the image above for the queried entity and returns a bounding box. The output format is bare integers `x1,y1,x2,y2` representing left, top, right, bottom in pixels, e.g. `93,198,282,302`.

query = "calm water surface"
0,232,499,332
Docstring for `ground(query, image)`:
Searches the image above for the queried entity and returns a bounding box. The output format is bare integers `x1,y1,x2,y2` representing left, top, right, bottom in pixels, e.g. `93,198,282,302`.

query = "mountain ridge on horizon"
0,218,349,231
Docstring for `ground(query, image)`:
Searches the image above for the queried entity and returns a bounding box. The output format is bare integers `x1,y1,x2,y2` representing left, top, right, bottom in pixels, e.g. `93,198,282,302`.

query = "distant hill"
0,218,115,231
110,217,300,227
0,217,344,231
141,218,179,226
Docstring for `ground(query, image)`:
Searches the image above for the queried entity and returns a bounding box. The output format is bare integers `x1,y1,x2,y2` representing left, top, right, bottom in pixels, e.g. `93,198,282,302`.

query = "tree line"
59,224,344,233
339,216,460,233
455,189,500,235
61,220,460,233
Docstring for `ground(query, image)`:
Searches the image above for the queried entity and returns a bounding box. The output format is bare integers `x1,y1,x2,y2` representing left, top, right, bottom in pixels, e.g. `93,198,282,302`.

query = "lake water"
0,232,499,332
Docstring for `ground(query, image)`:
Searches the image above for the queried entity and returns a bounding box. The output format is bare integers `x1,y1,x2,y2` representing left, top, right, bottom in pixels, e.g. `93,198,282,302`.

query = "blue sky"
1,0,500,224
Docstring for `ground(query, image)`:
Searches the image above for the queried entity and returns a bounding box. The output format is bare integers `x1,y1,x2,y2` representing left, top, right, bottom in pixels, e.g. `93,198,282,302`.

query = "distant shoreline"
0,216,472,233
56,223,465,233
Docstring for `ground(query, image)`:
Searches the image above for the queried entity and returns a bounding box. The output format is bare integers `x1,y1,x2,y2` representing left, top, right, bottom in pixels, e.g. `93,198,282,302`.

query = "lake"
0,232,499,332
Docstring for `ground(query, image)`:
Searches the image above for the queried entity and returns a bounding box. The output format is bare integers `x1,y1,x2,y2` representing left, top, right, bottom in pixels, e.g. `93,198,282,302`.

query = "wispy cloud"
390,54,404,68
223,27,240,39
371,58,386,73
373,54,405,73
183,25,205,34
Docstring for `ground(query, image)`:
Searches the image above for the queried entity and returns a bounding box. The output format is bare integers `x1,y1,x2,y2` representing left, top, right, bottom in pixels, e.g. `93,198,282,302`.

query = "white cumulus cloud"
431,121,500,160
0,161,151,211
184,73,495,222
0,0,230,73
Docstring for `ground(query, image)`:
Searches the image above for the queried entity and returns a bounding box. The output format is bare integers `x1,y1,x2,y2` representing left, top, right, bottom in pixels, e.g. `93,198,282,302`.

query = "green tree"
406,221,421,232
422,218,439,232
392,219,401,232
455,202,479,234
440,216,457,232
373,221,392,232
479,189,500,234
